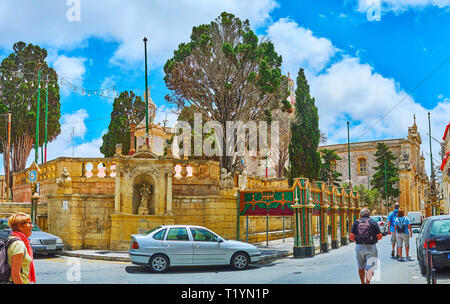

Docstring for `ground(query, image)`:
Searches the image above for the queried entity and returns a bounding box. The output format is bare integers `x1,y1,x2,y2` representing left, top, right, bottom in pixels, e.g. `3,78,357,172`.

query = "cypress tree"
370,142,400,208
288,68,321,185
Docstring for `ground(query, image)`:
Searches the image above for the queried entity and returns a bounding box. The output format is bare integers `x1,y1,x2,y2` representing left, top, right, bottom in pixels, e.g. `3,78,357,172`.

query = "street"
34,234,450,284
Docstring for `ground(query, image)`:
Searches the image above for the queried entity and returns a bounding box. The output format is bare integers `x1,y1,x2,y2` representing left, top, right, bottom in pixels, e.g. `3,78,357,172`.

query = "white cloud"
355,0,450,14
52,55,87,95
309,57,450,175
0,0,278,68
266,18,338,75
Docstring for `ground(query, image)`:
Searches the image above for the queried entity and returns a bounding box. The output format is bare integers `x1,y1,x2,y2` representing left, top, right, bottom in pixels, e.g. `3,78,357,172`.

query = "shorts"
355,244,378,270
396,233,410,248
390,231,396,244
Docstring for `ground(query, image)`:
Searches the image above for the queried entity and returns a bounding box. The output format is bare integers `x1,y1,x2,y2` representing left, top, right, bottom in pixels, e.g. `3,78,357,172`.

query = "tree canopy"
0,41,61,175
370,142,400,208
100,91,146,157
164,12,288,173
288,68,321,185
319,148,342,186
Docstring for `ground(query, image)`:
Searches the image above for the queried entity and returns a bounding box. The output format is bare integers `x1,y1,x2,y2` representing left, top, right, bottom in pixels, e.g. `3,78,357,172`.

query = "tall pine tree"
371,142,399,208
100,91,146,157
288,68,321,185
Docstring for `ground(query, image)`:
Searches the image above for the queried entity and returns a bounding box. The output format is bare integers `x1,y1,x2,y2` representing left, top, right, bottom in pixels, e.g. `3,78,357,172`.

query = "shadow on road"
124,263,268,274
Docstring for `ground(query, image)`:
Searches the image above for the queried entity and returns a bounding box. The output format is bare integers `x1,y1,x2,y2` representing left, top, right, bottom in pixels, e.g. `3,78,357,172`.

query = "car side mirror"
215,237,223,243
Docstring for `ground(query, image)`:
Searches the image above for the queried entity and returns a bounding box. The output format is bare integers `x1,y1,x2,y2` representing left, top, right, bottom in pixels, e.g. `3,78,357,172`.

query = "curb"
60,251,131,263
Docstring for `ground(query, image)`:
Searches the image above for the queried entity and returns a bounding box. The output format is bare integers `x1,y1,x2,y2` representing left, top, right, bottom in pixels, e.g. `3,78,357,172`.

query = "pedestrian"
350,208,383,284
6,212,36,284
394,208,413,262
387,202,400,258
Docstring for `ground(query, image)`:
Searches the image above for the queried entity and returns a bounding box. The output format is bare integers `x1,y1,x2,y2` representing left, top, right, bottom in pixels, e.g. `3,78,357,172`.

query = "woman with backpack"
6,213,36,284
394,209,413,262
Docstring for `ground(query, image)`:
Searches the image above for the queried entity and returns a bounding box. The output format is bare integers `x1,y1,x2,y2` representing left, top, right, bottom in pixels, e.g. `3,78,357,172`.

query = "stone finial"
56,167,72,188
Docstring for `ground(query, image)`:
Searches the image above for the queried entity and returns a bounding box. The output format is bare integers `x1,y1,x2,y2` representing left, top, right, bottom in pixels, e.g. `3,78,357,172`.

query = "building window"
358,158,367,175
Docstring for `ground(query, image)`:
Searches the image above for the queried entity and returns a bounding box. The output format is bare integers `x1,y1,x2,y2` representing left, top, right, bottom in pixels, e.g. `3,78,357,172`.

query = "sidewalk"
59,236,323,264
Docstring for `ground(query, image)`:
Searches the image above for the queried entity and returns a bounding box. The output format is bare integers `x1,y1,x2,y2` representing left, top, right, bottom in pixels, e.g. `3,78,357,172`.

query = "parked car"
407,211,424,227
416,215,450,274
370,215,388,235
0,218,64,256
129,225,261,272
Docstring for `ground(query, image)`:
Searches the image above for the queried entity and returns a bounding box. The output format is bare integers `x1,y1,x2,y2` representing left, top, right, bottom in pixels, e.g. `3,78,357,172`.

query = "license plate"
47,245,57,250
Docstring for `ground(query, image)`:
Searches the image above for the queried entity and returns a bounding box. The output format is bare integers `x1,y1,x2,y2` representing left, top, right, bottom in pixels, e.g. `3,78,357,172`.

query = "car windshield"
143,226,162,236
430,219,450,237
370,216,381,222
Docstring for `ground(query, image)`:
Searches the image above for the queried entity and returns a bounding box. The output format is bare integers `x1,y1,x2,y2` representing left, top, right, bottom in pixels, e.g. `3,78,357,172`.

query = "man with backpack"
350,208,383,284
387,202,400,258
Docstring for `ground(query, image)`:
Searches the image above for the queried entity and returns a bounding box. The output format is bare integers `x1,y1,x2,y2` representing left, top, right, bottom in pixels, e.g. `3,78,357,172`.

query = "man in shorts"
350,208,383,284
387,202,400,258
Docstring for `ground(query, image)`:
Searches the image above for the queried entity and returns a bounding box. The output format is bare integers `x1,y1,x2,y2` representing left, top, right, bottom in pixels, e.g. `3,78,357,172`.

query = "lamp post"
143,37,149,146
347,121,351,182
44,78,49,163
35,61,43,164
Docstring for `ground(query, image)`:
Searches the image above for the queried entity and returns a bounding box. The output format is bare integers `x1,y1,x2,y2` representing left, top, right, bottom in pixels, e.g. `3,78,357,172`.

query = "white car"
129,225,261,272
370,215,388,235
407,211,423,227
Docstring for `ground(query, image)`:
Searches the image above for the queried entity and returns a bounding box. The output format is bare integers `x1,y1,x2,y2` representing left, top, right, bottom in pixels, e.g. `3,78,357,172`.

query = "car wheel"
149,254,169,273
231,252,249,270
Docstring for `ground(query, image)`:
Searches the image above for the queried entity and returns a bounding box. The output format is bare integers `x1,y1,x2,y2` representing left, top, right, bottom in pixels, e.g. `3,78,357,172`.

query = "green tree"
100,91,145,157
164,12,287,174
0,42,61,176
354,185,381,213
319,149,342,186
288,68,321,185
370,142,399,209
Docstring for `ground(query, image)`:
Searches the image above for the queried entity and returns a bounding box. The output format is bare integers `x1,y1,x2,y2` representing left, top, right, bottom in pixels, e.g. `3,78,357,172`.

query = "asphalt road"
33,234,450,284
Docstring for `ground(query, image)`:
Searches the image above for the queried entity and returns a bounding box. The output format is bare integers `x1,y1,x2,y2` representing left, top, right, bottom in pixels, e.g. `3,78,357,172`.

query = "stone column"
166,168,173,214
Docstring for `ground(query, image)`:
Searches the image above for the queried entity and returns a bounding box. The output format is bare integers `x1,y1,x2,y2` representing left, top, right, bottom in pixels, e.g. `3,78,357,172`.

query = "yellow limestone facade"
319,121,428,214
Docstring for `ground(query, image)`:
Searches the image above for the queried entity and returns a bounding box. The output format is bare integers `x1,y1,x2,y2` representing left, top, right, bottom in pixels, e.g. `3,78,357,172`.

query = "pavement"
59,236,324,264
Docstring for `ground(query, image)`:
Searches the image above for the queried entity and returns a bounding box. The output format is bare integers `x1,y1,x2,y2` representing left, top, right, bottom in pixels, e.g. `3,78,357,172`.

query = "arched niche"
132,173,156,215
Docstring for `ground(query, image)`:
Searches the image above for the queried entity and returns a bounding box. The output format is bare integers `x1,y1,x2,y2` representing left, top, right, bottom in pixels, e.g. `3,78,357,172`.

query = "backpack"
355,218,373,244
396,217,406,233
0,238,19,283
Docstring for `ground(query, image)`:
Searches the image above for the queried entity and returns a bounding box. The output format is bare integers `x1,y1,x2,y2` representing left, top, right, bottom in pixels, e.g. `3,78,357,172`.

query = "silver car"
370,215,388,235
129,225,261,272
0,219,64,256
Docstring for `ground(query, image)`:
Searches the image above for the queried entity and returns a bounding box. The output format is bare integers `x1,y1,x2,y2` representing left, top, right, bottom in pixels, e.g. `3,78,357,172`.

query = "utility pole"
143,37,149,146
347,121,351,183
6,113,11,201
35,61,43,164
384,154,388,209
44,78,49,163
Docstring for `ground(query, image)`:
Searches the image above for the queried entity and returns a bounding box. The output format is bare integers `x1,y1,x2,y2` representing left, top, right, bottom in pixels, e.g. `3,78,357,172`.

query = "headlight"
29,239,41,245
56,238,63,244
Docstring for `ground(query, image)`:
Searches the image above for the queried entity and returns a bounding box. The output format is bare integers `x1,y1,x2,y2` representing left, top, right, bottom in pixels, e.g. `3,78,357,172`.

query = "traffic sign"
29,169,37,183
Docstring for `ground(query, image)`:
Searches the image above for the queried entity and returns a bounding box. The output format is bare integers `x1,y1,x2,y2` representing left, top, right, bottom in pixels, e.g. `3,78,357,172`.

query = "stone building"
319,120,428,214
440,122,450,214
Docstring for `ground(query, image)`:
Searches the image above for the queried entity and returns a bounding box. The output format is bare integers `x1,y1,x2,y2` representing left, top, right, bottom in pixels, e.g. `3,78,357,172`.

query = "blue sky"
0,0,449,177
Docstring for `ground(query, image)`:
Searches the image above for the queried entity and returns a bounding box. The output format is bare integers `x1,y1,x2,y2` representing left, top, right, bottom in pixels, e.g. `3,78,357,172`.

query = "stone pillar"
166,168,173,214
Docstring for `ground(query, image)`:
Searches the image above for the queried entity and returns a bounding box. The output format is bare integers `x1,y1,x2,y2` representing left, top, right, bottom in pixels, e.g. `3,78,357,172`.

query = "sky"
0,0,449,178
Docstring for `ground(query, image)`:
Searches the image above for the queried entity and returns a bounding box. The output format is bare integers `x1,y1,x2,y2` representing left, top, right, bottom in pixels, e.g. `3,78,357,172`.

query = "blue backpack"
0,238,19,283
397,217,406,233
